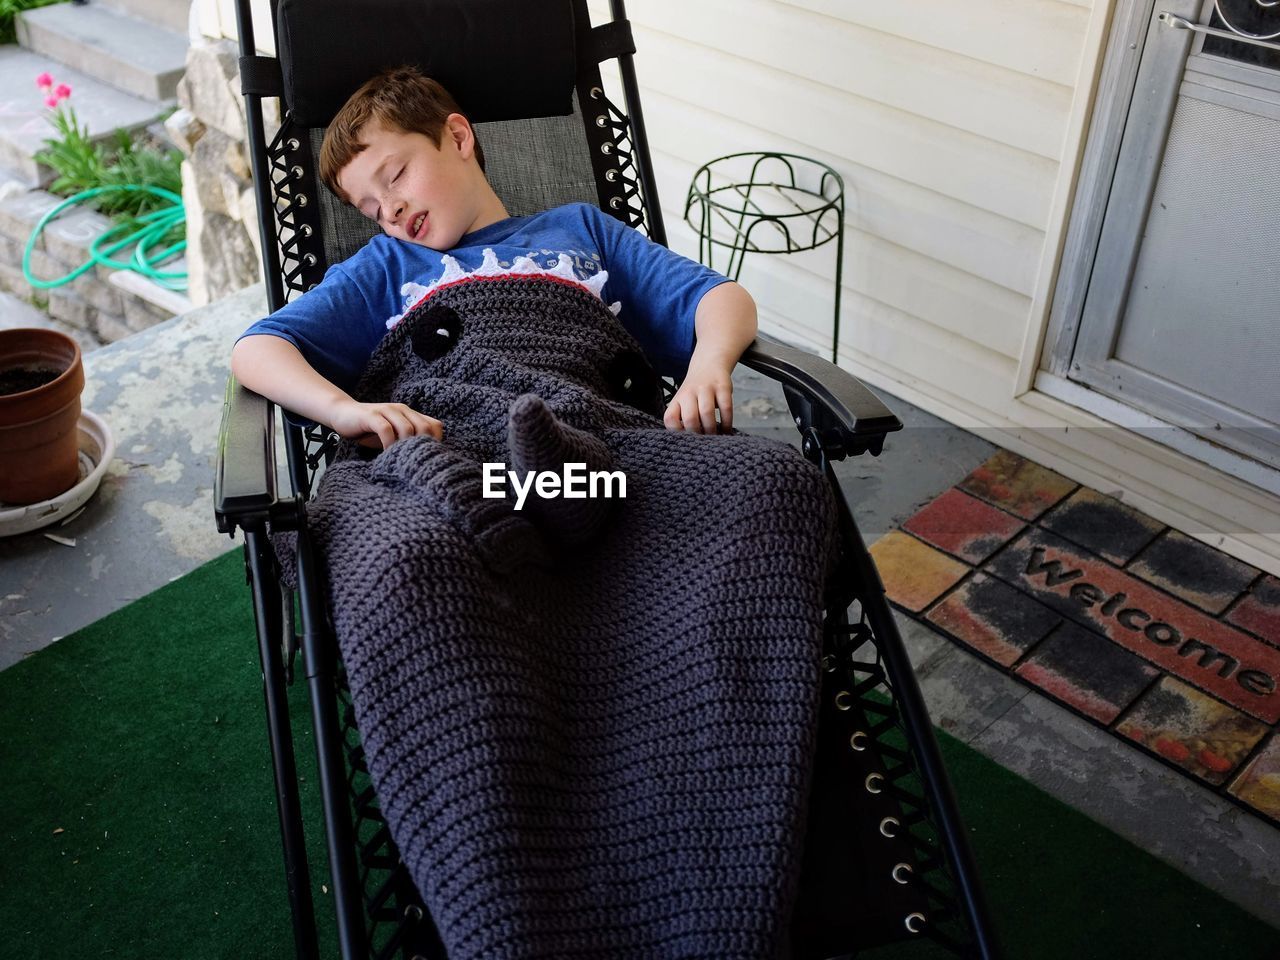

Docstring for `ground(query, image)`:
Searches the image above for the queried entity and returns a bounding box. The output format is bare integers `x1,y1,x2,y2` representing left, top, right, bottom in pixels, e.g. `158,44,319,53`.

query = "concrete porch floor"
1,286,1277,932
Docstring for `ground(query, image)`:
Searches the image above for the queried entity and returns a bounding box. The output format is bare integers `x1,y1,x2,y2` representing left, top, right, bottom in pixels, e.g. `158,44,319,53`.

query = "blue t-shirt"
239,202,729,389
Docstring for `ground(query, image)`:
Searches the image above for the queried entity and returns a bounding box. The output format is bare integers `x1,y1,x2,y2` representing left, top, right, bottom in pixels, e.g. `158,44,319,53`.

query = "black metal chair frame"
213,1,1000,957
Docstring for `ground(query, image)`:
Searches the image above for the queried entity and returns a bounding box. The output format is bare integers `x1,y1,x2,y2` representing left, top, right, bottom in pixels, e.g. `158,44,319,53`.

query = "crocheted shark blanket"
300,254,837,959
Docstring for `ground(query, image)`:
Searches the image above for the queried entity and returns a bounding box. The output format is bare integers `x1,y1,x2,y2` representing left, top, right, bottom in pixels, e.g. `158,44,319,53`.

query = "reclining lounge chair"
213,1,1000,957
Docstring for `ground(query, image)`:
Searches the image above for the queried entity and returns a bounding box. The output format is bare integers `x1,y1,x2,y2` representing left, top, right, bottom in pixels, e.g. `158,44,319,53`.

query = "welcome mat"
870,449,1280,827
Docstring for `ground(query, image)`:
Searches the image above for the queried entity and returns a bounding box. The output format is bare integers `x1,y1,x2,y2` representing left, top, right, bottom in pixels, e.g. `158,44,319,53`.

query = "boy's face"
337,116,481,249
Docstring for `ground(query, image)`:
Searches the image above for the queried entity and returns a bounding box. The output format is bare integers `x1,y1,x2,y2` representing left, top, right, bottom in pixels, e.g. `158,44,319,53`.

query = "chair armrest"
739,336,903,458
214,376,280,534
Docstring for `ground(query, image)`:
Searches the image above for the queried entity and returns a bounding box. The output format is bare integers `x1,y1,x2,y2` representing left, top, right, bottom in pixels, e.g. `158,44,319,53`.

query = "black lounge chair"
213,1,1000,957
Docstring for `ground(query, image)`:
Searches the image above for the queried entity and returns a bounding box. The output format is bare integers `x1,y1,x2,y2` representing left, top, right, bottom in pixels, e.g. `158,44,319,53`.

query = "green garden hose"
22,184,187,292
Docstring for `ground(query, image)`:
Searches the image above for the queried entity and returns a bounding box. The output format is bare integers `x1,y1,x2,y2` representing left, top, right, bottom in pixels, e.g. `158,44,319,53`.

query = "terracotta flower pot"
0,328,85,505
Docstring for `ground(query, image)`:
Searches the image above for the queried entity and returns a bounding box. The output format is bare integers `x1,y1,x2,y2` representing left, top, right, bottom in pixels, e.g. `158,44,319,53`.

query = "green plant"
36,103,108,194
0,0,63,45
36,92,184,226
99,130,183,217
28,74,188,288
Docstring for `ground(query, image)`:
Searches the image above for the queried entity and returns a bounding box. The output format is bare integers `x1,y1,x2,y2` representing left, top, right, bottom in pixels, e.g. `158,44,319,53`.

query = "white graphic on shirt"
387,248,621,329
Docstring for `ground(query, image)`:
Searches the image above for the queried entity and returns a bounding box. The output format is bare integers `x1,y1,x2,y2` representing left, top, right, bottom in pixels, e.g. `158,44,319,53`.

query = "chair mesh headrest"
276,0,578,127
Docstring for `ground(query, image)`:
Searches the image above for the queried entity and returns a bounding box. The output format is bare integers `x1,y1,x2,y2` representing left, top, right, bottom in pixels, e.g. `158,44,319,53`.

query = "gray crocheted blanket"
299,260,836,958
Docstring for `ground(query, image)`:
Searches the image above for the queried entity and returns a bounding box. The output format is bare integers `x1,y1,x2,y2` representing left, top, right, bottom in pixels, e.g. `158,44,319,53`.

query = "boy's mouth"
411,212,427,239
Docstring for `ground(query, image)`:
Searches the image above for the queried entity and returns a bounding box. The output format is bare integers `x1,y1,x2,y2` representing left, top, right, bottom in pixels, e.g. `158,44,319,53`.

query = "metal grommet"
905,913,926,934
879,816,899,838
404,904,423,922
849,730,867,751
622,377,633,390
306,283,318,291
834,690,852,711
821,654,836,672
303,253,317,266
296,193,308,207
286,137,300,151
892,862,913,885
589,86,603,99
291,164,304,179
605,169,618,182
596,115,608,127
609,197,623,210
794,415,802,426
300,224,313,237
600,142,613,155
864,772,883,794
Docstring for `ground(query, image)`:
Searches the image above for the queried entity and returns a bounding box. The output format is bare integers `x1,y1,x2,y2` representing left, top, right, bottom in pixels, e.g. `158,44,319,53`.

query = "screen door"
1068,0,1280,468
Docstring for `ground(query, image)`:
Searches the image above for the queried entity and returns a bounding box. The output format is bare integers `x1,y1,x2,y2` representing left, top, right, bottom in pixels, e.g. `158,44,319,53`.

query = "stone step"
16,3,187,102
0,289,53,326
96,0,191,35
0,46,162,185
108,265,192,316
0,290,103,354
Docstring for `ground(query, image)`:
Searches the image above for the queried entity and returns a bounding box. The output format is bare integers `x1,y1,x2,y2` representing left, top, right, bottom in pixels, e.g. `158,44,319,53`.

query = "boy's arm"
664,281,757,434
231,334,442,448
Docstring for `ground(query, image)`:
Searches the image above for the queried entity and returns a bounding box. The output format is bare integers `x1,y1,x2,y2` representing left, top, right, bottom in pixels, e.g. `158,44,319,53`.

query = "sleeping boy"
230,66,758,448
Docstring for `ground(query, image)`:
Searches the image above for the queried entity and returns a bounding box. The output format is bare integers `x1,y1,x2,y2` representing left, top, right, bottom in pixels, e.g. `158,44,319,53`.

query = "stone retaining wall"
168,36,274,309
0,186,182,346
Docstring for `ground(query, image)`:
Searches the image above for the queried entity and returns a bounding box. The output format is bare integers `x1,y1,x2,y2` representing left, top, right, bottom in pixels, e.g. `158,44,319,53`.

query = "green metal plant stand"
685,152,845,362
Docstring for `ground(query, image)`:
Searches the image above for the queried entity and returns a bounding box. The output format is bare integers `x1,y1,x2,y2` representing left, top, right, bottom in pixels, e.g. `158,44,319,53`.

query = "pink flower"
54,84,71,100
36,72,54,89
44,96,59,109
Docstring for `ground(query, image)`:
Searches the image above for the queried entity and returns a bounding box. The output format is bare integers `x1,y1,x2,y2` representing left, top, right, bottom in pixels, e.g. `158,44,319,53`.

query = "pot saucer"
0,409,116,537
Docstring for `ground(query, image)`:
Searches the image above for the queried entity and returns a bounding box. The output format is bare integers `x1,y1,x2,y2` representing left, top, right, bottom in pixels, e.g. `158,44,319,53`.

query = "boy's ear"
444,113,476,160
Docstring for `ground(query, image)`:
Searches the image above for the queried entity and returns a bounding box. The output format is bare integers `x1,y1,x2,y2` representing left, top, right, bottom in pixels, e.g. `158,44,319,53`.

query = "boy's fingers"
681,396,702,433
718,384,733,432
372,415,396,449
411,412,443,440
395,409,435,441
698,389,717,434
664,400,683,431
382,408,414,442
381,403,442,441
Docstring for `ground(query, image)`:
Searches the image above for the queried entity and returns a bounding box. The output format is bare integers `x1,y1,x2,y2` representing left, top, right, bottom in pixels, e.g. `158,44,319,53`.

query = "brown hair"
319,65,485,202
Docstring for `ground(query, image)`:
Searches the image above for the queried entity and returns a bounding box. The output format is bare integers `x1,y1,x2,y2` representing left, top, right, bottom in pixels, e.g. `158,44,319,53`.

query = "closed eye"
391,166,404,184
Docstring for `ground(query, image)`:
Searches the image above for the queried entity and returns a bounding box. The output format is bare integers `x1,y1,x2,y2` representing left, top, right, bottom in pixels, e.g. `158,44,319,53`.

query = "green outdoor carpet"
1,549,1277,959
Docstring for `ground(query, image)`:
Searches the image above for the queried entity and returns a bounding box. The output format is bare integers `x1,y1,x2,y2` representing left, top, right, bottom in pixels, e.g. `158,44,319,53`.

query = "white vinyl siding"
780,0,1092,88
596,0,1280,571
588,0,1087,398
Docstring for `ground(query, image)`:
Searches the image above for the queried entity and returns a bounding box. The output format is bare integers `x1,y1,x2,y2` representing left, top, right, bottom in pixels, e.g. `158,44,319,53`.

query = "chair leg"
294,525,370,960
336,670,446,960
827,462,1002,960
790,611,934,958
859,590,1001,958
245,532,321,960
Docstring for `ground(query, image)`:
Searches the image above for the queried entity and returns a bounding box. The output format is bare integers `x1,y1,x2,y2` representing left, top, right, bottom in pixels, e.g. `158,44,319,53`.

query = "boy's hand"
664,355,734,434
665,281,755,434
329,400,444,449
231,337,444,448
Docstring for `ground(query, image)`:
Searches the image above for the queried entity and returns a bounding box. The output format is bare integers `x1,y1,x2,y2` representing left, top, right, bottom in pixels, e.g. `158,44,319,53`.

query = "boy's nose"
389,202,405,224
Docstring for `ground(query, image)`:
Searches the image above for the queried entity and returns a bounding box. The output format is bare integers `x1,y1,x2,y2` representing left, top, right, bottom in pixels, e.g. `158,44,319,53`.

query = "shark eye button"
409,305,463,362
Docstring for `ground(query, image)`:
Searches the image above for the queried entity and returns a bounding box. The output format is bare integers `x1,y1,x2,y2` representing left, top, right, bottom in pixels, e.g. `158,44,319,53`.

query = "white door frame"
1041,0,1280,489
